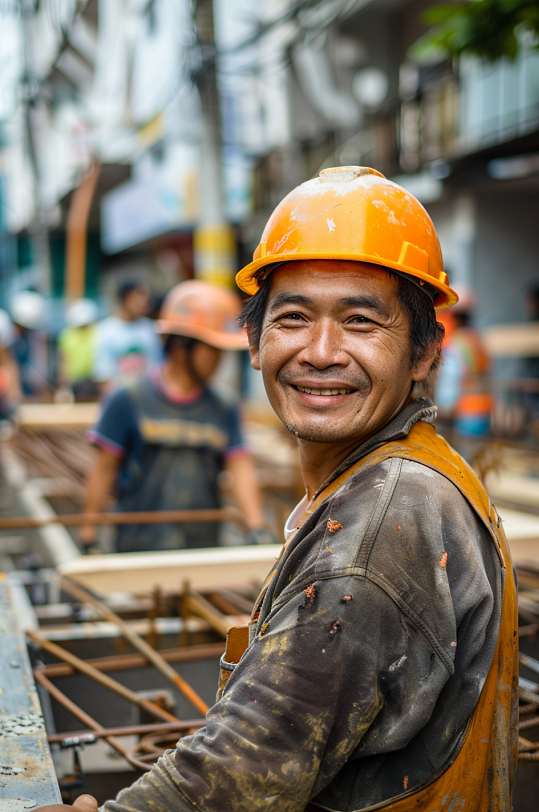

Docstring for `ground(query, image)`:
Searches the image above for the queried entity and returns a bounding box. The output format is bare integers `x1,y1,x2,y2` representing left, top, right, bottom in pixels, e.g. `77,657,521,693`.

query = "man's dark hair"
162,334,198,357
239,266,445,375
118,281,144,303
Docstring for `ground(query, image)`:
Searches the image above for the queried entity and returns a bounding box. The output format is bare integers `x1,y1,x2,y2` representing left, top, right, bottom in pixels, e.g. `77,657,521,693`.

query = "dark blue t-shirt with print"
89,370,245,552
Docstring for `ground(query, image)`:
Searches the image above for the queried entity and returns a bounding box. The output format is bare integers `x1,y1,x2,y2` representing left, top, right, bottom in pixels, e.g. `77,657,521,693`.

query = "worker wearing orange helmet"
81,280,266,553
68,168,516,812
436,284,493,440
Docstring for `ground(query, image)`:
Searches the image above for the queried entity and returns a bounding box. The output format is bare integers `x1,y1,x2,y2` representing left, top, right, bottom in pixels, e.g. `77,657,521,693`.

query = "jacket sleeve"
102,573,452,812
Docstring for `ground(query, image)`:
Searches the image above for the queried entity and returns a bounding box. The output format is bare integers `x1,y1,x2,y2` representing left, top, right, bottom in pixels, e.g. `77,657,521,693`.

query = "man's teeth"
296,386,353,396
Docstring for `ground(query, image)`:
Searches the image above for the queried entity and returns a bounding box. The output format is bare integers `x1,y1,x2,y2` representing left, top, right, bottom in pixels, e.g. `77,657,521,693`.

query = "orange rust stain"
327,518,343,533
304,585,316,609
439,551,448,568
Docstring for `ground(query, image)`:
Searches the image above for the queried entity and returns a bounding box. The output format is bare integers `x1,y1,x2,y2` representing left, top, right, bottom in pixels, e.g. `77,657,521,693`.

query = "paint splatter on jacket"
102,398,514,812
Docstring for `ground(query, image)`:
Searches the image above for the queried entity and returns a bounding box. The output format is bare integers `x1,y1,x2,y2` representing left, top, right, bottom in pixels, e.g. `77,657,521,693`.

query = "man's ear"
411,342,439,384
249,342,261,371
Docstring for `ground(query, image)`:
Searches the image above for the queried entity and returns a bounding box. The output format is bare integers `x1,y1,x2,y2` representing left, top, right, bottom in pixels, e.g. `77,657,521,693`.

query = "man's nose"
297,319,349,369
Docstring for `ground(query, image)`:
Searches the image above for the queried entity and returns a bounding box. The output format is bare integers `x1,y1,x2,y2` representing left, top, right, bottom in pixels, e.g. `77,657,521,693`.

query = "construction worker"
53,167,518,811
81,280,266,553
436,284,493,439
0,307,21,418
57,298,100,401
93,280,161,392
10,290,47,396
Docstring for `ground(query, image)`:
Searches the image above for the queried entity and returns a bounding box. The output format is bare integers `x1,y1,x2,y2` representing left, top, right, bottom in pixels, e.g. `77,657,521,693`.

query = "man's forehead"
268,260,399,299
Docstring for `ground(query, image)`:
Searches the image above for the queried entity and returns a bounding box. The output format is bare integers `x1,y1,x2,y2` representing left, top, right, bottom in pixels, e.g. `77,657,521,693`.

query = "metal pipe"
61,578,210,716
28,630,179,723
47,719,205,744
0,506,245,531
41,641,224,679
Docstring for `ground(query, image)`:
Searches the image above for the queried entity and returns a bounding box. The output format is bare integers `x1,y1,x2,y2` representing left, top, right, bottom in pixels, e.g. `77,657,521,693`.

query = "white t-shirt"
284,494,309,544
93,316,162,387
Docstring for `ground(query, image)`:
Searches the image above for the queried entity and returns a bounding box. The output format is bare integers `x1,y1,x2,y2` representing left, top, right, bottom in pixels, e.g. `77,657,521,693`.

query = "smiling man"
52,168,518,812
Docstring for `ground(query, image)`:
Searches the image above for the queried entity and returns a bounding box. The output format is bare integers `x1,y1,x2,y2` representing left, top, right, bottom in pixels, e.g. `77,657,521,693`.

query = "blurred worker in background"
57,299,100,402
93,280,161,392
522,284,539,429
0,308,21,418
10,290,47,397
81,280,267,554
436,284,493,440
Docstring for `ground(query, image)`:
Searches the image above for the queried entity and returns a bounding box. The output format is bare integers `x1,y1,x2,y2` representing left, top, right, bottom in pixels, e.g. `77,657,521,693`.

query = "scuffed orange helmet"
156,280,247,350
236,166,458,309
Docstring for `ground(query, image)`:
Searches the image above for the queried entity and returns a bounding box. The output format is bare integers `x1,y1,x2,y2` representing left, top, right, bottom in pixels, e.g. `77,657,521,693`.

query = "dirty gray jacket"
102,398,502,812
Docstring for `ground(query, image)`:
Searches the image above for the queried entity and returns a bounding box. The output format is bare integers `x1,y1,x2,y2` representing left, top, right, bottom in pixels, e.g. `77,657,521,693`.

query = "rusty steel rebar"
28,630,179,723
40,641,224,679
519,715,539,731
0,506,245,531
34,669,129,759
47,718,205,744
520,651,539,677
60,577,210,716
518,734,539,761
35,669,159,772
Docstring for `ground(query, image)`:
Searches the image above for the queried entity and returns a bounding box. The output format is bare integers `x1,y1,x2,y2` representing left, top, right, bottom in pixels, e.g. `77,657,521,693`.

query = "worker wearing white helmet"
10,290,46,396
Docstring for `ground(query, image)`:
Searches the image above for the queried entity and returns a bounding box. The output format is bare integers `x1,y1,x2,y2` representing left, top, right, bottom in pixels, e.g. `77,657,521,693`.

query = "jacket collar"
313,397,437,500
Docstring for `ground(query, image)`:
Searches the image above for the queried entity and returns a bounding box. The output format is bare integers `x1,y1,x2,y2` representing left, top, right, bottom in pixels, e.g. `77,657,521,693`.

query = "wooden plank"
17,402,99,429
499,508,539,542
486,472,539,510
59,544,281,595
483,322,539,358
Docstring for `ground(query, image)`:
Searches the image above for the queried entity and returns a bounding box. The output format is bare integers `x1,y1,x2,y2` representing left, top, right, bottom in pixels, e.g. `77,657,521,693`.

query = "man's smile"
293,385,356,396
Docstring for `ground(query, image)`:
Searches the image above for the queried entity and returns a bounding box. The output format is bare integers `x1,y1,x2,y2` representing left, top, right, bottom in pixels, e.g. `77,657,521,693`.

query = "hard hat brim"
236,254,458,309
155,320,248,350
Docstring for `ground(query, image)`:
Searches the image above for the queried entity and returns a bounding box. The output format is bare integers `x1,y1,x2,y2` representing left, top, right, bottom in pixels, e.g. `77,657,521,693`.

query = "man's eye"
279,312,304,322
348,316,372,325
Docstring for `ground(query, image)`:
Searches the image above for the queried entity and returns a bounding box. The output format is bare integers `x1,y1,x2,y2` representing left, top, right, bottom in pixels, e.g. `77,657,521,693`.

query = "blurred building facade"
0,0,538,336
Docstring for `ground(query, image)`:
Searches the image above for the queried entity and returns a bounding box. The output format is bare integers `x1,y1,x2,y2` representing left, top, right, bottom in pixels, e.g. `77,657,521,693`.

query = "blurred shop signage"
100,148,197,255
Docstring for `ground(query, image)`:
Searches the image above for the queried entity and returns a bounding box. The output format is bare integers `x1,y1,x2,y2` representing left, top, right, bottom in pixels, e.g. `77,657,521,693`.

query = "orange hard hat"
156,280,247,350
236,166,458,309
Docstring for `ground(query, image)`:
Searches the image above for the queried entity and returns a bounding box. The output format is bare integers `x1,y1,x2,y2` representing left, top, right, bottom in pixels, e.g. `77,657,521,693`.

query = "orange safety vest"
221,420,519,811
450,328,494,420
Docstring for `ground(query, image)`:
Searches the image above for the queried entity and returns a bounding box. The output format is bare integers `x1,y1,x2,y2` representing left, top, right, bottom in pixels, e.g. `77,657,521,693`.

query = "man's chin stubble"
282,419,359,444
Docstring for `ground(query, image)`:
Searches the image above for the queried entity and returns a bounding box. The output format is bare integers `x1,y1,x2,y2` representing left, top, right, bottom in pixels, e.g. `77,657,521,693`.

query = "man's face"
191,342,221,382
124,286,150,319
250,261,432,447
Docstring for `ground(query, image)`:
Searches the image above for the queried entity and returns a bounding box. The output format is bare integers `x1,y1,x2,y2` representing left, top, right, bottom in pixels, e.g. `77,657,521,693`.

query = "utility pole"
18,0,53,296
192,0,236,288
